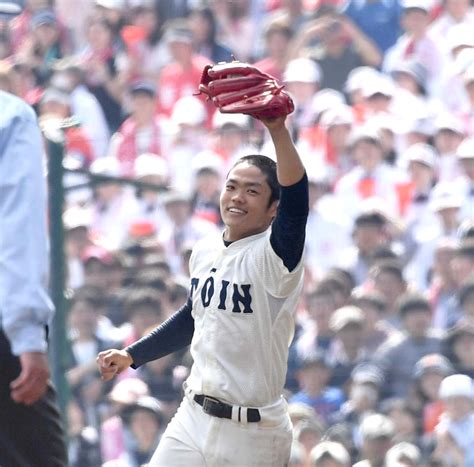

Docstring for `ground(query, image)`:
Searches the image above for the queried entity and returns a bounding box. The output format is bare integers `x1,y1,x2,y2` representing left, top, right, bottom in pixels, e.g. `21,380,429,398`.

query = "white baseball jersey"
184,229,304,408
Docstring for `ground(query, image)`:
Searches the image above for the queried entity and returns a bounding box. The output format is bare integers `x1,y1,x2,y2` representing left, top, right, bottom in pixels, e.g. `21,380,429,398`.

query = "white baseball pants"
149,395,292,466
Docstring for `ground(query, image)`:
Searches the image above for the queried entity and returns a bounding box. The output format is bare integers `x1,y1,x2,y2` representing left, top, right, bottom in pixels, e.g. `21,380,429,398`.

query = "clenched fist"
96,349,133,381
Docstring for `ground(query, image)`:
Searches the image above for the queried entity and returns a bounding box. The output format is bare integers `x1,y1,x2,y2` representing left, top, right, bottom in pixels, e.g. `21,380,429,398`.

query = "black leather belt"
194,394,261,422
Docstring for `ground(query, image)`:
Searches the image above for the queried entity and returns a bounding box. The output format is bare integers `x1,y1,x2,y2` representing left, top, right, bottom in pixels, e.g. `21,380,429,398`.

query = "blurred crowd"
2,0,474,465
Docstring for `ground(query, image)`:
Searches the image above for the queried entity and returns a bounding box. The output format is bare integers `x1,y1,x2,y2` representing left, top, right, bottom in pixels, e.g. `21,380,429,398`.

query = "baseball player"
98,113,308,466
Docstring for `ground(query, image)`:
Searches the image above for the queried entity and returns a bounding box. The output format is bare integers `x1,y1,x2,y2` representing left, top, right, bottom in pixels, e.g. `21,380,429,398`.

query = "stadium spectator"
80,16,123,132
432,374,474,465
290,11,382,92
376,293,442,398
188,6,233,64
354,413,395,467
290,349,345,425
328,305,368,387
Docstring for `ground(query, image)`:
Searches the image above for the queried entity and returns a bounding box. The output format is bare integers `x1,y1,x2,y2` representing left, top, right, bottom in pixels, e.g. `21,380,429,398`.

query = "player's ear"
269,199,279,219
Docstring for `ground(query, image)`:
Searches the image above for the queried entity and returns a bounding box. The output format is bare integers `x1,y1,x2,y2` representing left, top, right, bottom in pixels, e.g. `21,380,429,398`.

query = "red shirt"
158,55,211,119
254,57,284,83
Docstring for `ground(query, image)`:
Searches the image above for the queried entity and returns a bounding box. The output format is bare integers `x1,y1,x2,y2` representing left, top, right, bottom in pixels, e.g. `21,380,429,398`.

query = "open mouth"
227,207,246,215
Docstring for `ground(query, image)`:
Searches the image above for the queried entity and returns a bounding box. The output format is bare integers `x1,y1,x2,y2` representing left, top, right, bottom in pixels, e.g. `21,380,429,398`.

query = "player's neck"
222,226,267,244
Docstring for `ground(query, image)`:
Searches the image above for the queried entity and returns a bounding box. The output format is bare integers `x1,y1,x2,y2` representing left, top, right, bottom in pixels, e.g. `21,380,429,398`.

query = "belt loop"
183,381,194,401
231,405,239,423
240,407,249,425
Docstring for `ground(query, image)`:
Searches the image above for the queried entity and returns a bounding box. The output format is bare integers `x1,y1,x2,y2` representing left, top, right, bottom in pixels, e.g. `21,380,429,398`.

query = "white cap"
456,137,474,159
171,96,206,126
0,2,22,15
90,156,120,176
212,111,249,130
320,104,353,128
433,113,464,135
310,89,346,119
386,442,421,466
359,413,395,440
463,64,474,84
95,0,125,9
349,124,382,147
306,163,333,185
192,150,224,175
454,48,474,75
404,117,434,136
330,306,365,332
63,206,92,230
134,153,169,179
310,441,350,465
429,184,463,211
345,66,380,93
283,58,322,84
368,113,401,134
446,24,474,51
439,374,473,399
362,74,395,98
401,0,431,11
406,143,437,169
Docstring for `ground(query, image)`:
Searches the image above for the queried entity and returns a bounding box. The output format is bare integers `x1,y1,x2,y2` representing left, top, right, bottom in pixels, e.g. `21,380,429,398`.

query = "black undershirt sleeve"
270,173,309,272
125,299,194,369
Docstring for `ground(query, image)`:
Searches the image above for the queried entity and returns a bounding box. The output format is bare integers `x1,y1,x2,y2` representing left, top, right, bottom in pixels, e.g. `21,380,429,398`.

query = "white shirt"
305,202,351,278
157,217,219,275
383,33,447,94
70,85,110,159
89,191,137,249
455,176,474,220
429,9,474,41
334,163,401,220
185,230,305,407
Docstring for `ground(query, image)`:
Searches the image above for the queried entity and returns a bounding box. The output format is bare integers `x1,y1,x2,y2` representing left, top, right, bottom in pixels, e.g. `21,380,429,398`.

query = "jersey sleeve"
270,172,309,272
125,299,194,368
255,173,309,298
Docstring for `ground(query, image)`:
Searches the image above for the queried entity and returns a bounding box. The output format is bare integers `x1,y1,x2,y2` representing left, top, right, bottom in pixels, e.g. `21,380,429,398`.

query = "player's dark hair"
231,154,280,207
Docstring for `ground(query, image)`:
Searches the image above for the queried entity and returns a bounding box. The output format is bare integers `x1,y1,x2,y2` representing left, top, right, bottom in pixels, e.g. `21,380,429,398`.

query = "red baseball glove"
198,61,294,120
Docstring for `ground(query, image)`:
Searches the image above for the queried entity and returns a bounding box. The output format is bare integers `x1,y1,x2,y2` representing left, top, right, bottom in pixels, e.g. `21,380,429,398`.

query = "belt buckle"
202,396,220,415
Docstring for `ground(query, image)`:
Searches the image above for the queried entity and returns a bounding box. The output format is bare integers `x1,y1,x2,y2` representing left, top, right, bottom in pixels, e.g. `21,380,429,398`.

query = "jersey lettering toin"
190,271,254,314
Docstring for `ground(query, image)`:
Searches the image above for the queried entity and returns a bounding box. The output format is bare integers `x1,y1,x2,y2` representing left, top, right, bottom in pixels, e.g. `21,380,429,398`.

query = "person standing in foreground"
0,52,67,467
98,114,309,466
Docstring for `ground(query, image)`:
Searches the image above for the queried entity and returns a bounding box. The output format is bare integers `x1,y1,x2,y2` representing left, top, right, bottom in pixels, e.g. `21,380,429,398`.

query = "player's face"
220,162,278,242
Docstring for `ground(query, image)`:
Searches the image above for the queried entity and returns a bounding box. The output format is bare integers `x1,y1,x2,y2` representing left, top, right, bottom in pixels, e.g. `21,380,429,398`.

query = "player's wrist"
268,123,290,141
123,349,134,366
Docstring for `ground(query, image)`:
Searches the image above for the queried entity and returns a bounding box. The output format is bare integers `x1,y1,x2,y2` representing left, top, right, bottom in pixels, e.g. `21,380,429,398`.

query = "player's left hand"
10,351,50,405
